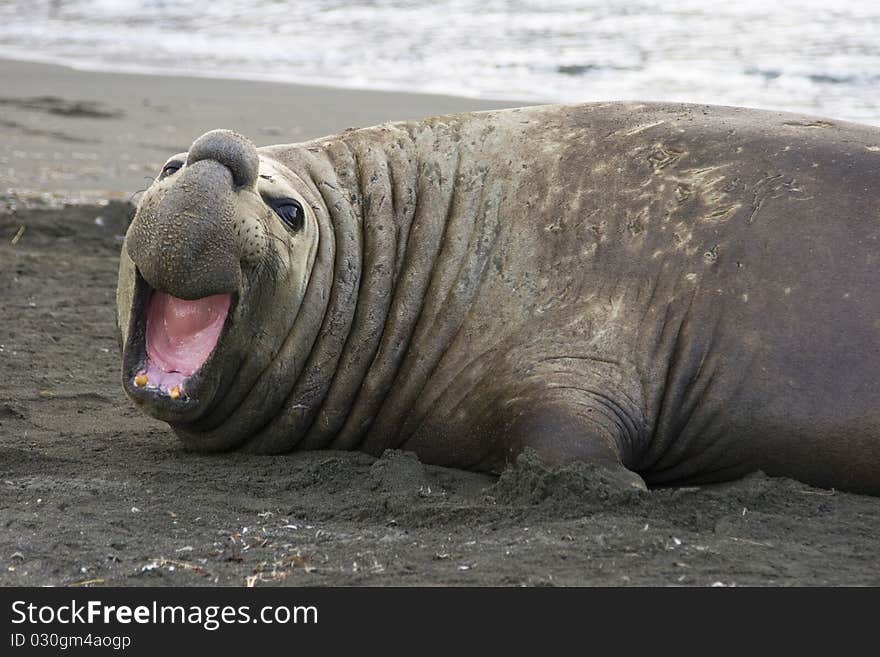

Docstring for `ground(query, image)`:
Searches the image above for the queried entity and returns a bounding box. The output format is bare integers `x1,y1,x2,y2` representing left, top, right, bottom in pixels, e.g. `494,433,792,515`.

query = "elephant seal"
117,102,880,495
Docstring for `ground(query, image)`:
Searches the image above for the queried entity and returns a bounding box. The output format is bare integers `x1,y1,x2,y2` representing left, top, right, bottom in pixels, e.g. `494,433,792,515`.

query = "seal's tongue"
145,292,231,377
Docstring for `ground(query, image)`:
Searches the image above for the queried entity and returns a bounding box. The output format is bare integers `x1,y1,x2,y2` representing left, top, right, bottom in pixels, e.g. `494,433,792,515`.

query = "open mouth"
136,291,231,398
125,273,233,407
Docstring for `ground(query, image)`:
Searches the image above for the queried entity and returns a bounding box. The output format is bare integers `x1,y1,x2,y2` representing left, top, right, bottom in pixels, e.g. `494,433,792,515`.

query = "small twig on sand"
728,537,774,548
143,558,212,577
10,225,25,245
70,578,105,587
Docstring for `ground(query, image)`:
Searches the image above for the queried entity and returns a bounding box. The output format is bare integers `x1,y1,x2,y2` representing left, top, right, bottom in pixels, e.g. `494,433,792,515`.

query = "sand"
1,59,878,586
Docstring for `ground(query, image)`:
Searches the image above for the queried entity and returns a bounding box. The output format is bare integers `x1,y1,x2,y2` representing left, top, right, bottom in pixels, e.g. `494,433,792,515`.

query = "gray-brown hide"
117,103,880,495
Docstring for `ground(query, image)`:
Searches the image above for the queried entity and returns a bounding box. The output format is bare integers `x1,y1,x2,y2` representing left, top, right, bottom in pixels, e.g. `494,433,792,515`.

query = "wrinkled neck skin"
173,118,501,454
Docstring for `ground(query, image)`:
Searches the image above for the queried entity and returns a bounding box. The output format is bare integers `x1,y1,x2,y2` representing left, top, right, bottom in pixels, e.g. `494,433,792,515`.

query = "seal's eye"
272,200,304,232
159,161,183,179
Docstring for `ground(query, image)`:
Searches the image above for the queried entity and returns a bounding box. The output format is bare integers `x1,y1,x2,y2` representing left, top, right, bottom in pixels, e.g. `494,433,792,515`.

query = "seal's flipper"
503,398,648,492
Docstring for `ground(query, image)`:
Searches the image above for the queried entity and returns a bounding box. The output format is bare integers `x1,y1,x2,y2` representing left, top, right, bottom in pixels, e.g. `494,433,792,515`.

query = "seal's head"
116,129,319,427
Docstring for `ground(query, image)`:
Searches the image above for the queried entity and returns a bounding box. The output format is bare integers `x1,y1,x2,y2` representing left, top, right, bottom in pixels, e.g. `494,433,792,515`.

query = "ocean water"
0,0,878,124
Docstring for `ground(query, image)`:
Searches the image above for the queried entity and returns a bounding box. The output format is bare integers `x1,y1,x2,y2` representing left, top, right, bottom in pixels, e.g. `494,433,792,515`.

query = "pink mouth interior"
142,291,231,393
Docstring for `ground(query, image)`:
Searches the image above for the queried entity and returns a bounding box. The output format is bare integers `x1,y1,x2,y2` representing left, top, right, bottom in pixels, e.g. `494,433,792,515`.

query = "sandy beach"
1,58,878,586
0,58,516,201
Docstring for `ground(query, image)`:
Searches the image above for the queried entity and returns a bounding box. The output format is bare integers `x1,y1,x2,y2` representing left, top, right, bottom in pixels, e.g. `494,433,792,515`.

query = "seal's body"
117,103,880,494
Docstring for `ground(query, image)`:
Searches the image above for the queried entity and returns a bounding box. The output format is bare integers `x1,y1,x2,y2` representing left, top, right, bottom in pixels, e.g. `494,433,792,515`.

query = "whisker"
128,188,149,204
128,176,159,205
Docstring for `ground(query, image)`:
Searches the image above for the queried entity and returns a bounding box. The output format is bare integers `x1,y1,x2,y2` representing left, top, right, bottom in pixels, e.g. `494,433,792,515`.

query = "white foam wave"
1,0,878,124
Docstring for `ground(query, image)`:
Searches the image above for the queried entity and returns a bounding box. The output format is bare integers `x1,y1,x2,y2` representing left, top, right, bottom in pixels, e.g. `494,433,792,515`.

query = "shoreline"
0,48,543,106
0,57,518,200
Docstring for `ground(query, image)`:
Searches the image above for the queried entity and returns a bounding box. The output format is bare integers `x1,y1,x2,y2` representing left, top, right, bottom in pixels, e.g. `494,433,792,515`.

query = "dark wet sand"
1,59,878,586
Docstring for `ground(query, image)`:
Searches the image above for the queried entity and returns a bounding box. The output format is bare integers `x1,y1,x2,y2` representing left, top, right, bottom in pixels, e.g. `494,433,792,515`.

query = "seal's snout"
120,128,269,413
128,157,242,300
186,129,260,189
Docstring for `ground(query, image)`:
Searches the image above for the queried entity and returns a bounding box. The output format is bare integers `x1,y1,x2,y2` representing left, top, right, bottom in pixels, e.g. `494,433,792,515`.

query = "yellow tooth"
169,386,181,400
134,374,148,387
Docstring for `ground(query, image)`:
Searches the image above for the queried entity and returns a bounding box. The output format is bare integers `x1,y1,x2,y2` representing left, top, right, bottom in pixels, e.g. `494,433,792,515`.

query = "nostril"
186,129,259,189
